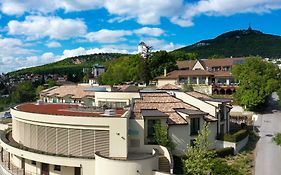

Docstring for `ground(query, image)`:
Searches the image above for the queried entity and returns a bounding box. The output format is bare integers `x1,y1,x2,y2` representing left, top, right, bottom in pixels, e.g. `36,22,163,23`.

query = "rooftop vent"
103,109,116,116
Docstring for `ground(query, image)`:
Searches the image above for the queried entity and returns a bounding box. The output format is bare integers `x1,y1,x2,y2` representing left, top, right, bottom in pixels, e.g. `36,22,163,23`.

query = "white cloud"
86,29,132,43
46,41,61,48
0,38,35,57
2,0,281,27
8,16,87,40
142,38,184,51
0,0,103,15
134,27,164,37
62,46,129,59
85,27,165,43
104,0,184,25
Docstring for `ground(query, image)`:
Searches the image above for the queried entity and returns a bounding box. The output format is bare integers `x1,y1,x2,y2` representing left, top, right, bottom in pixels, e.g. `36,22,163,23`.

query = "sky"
1,0,281,73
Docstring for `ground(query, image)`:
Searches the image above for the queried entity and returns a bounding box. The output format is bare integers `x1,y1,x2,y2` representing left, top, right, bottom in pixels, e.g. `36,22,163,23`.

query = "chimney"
164,68,167,77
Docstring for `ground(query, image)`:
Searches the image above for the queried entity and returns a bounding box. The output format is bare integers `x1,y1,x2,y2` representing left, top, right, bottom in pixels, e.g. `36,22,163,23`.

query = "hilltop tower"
138,41,149,59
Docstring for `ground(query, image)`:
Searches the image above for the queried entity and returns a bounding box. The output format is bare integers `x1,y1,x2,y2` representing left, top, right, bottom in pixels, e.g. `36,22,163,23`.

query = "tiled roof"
16,103,126,117
132,92,202,125
157,84,181,90
156,70,213,79
41,85,95,99
177,58,245,70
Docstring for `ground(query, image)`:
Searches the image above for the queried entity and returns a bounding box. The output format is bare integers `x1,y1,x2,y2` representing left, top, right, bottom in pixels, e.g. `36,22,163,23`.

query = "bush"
273,133,281,146
217,129,248,142
211,158,242,175
215,147,234,158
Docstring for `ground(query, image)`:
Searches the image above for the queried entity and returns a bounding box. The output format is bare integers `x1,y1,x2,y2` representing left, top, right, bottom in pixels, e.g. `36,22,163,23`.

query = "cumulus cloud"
0,37,35,57
2,0,281,27
85,27,165,43
62,46,129,59
8,16,87,40
142,38,184,51
134,27,164,37
0,0,103,15
86,29,132,43
46,41,61,48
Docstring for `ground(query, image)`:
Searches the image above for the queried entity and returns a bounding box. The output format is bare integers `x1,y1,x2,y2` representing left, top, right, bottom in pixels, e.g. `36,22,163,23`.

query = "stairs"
158,155,170,173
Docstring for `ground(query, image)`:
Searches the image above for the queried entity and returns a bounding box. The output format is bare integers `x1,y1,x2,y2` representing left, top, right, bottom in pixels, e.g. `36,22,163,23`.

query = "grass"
224,130,259,175
273,133,281,146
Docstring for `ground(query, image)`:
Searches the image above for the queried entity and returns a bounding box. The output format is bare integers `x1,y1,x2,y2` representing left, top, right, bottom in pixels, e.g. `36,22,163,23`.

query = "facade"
0,84,232,175
156,58,245,95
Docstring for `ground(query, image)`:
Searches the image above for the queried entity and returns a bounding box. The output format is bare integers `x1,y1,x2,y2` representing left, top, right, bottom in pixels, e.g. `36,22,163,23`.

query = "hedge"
215,147,234,158
217,129,248,142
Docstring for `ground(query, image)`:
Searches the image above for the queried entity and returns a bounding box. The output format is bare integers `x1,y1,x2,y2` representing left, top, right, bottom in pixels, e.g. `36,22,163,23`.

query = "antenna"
248,22,252,31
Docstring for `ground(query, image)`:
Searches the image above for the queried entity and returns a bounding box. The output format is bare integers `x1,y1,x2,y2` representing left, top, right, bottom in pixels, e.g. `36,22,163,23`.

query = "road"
255,92,281,175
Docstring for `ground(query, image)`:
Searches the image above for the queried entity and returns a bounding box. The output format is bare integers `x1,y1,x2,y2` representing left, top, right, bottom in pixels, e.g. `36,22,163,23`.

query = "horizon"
1,0,281,73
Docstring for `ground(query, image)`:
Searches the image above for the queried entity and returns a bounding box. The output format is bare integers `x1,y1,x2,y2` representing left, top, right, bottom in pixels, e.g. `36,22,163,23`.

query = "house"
156,58,245,95
0,84,233,175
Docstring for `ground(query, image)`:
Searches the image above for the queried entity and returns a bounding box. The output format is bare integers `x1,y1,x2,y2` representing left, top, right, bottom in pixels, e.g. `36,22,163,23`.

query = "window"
31,161,36,165
54,165,61,171
190,118,200,135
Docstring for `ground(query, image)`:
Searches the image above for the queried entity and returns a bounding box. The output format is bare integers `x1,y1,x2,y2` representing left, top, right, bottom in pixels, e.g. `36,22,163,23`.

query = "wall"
157,79,178,87
169,116,211,155
11,108,128,158
174,92,217,117
95,152,158,175
192,85,213,95
95,92,140,106
216,135,249,154
0,138,95,175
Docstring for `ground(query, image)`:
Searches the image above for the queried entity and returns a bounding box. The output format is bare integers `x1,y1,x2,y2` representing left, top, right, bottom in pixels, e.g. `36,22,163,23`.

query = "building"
156,58,245,95
138,42,150,59
0,84,232,175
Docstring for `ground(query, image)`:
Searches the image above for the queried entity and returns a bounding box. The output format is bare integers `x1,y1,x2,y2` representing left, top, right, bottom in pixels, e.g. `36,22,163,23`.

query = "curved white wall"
95,153,158,175
11,108,128,158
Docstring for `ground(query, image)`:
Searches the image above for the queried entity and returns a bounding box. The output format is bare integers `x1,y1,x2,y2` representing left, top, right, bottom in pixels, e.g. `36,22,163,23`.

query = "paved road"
255,92,281,175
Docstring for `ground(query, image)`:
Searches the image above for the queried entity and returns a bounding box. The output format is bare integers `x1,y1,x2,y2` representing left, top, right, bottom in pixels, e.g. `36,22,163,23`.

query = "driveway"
255,92,281,175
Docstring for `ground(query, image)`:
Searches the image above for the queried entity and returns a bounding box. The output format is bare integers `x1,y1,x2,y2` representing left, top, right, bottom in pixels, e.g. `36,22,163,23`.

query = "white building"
0,85,232,175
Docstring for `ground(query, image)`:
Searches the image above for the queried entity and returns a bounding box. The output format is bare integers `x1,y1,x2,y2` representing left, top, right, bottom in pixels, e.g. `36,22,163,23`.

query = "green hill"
176,28,281,59
9,53,126,76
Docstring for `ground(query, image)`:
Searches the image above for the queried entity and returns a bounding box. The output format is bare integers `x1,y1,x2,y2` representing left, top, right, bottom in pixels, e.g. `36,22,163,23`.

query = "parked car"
3,111,11,118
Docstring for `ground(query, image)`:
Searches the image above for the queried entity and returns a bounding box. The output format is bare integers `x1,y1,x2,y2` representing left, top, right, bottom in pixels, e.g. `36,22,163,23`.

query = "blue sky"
1,0,281,73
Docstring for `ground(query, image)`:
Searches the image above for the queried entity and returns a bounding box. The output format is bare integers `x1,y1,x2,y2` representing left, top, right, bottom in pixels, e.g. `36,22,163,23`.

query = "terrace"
15,103,127,117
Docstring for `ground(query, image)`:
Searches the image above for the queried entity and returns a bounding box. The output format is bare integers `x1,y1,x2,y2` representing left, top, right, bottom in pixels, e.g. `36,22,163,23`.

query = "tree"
153,121,175,150
46,79,56,88
36,85,45,97
11,81,36,103
182,82,194,92
182,123,215,175
232,57,281,111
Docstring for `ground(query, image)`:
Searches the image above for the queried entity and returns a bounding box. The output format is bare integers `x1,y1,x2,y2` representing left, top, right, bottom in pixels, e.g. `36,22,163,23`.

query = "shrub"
273,133,281,146
211,158,242,175
215,147,234,158
217,129,248,142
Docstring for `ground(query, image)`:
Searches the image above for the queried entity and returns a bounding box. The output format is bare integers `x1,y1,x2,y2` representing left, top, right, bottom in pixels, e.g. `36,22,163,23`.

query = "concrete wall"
95,92,140,107
95,152,158,175
216,135,249,154
157,79,178,87
174,92,217,117
192,85,212,95
0,137,95,175
11,108,128,158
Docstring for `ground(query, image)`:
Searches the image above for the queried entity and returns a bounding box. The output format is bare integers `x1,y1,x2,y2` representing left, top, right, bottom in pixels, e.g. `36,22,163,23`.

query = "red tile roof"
16,103,126,117
132,92,203,125
157,84,181,90
156,70,213,80
177,58,244,70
